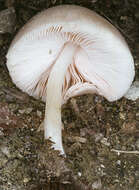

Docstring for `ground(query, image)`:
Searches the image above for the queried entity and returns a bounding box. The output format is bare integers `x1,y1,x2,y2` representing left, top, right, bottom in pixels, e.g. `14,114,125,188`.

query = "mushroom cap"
6,5,135,103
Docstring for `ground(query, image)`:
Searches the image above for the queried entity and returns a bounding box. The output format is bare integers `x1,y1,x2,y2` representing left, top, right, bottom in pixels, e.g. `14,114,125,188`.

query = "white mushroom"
6,5,135,155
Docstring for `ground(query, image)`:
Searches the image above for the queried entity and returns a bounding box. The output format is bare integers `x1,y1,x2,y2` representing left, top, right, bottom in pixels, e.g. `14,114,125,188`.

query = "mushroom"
6,5,135,155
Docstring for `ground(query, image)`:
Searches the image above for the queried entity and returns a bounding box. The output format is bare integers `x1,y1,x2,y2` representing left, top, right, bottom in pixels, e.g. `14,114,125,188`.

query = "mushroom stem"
44,42,78,154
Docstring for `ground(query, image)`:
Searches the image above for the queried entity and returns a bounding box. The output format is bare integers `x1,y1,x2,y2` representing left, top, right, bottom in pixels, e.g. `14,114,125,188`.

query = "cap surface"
6,5,135,102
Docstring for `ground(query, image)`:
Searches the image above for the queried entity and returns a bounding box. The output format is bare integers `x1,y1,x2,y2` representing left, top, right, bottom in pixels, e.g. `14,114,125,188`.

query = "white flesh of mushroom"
44,42,78,154
6,5,135,156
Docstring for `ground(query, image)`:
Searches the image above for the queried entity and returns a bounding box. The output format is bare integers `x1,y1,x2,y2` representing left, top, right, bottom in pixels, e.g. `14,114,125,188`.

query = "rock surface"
0,7,16,33
125,81,139,101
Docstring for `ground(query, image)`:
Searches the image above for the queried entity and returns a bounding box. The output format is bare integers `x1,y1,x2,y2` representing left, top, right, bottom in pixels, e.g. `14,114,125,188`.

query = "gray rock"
0,7,16,34
124,81,139,101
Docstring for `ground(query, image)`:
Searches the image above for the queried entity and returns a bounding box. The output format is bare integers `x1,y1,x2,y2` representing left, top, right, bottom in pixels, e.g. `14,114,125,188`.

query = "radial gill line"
27,26,94,99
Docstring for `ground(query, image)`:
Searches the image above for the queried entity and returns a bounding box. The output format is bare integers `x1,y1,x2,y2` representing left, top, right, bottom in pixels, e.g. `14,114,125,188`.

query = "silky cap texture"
6,5,135,103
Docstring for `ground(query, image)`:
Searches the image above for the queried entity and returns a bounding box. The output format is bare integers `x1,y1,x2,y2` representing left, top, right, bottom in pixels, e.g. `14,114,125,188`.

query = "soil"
0,0,139,190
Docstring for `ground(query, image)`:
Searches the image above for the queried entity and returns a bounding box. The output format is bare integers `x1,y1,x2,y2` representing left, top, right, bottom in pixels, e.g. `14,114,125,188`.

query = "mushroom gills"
6,5,135,156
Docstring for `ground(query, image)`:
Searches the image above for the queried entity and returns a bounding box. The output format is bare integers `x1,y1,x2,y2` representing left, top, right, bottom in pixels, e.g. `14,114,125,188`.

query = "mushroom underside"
6,9,134,154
